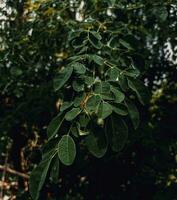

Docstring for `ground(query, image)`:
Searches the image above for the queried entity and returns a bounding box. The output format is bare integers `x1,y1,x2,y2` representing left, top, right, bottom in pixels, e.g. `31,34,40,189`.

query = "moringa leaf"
47,112,65,140
54,67,73,91
58,135,76,166
125,99,140,129
65,108,81,121
98,101,112,119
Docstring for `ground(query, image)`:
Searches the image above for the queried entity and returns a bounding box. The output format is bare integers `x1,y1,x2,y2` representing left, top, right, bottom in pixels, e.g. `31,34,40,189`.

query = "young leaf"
65,108,81,121
47,112,65,140
125,99,140,129
54,67,73,91
58,135,76,166
98,102,112,119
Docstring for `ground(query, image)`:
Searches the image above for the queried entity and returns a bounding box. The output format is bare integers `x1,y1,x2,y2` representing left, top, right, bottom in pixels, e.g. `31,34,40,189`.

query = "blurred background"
0,0,177,199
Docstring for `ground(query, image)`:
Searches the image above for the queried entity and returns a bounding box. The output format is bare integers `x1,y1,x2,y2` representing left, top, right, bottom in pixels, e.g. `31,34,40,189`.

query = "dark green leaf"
29,152,55,200
50,156,60,184
72,62,86,74
125,99,140,129
47,112,65,140
98,102,112,119
54,67,73,91
65,108,81,121
111,86,125,103
128,78,150,105
58,135,76,166
85,132,107,158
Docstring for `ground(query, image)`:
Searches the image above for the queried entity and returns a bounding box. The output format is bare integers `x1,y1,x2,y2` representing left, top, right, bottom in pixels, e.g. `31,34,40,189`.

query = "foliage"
0,0,177,199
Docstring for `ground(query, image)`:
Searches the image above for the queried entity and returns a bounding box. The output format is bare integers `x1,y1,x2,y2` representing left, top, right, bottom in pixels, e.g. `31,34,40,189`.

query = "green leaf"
98,102,112,119
47,112,65,140
127,78,150,105
94,81,110,94
122,68,140,78
110,117,128,152
90,31,102,40
60,102,73,112
91,54,104,65
88,32,103,49
72,62,86,74
72,80,84,92
119,75,128,91
58,135,76,166
85,131,107,158
50,156,60,184
125,99,140,129
84,76,95,86
29,153,55,200
73,93,86,107
54,67,73,91
106,67,120,81
111,86,125,103
119,39,133,50
111,103,128,116
65,108,81,121
86,95,101,113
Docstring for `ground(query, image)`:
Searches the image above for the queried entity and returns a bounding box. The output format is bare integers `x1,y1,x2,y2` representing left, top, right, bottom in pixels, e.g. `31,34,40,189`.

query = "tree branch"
0,165,29,180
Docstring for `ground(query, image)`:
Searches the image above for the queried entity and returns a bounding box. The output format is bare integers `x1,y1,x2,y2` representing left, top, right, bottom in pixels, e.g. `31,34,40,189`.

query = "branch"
0,165,29,180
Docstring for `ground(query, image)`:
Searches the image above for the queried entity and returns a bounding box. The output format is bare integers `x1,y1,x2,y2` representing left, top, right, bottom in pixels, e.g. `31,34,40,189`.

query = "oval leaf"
58,135,76,166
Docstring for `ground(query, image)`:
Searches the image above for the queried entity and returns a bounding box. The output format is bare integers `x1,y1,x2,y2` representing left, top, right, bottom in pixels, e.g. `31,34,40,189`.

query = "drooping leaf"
58,135,76,166
29,151,55,200
54,67,73,91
